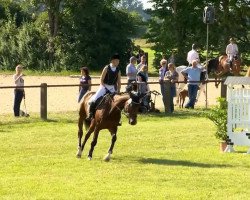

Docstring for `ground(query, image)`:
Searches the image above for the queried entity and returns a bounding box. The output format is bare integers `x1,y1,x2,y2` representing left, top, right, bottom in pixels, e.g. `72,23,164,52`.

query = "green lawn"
1,111,250,199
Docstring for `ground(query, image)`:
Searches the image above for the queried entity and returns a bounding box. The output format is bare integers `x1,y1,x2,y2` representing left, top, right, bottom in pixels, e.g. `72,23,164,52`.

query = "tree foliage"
0,0,140,71
147,0,250,67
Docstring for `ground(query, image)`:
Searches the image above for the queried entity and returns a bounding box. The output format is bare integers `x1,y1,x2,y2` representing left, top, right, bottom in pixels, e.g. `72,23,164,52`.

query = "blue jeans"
185,84,199,109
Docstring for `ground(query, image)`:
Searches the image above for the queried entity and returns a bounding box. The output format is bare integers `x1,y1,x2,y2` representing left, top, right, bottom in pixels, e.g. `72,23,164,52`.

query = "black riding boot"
86,102,96,121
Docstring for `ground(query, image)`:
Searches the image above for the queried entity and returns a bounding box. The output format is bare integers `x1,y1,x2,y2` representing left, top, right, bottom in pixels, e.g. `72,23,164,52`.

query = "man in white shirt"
226,38,239,70
187,44,200,66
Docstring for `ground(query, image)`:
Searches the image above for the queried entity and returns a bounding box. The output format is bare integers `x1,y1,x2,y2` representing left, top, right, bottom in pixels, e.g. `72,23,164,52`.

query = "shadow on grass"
0,117,77,126
139,158,232,168
138,108,209,119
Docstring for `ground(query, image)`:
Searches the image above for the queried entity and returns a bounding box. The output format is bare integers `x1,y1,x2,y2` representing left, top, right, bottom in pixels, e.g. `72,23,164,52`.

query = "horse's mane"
109,93,130,114
113,93,130,102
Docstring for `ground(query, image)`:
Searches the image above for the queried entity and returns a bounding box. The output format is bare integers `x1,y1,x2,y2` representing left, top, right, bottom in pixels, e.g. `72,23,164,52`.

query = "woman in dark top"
78,67,91,103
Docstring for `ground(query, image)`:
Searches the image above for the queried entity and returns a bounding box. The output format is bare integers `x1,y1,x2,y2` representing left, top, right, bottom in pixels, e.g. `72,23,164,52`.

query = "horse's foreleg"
104,129,117,162
76,124,95,158
214,76,220,88
76,113,84,158
87,129,99,160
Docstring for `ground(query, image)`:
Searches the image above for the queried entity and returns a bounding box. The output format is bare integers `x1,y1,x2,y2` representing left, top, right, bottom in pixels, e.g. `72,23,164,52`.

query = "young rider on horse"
226,38,239,71
86,54,121,121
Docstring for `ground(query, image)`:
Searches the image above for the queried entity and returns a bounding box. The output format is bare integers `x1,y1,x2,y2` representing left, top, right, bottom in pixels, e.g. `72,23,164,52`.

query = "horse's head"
206,58,219,75
124,91,142,125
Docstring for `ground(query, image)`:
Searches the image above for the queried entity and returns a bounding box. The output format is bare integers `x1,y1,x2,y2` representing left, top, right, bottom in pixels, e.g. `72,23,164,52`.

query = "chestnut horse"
207,55,241,87
76,91,142,161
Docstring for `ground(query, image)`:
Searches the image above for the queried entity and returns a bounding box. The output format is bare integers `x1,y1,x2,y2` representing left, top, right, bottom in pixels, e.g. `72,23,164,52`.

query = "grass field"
1,111,250,199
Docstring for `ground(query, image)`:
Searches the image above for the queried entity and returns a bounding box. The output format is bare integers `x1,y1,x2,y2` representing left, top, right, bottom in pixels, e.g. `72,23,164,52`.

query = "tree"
59,0,139,71
116,0,150,20
146,0,250,67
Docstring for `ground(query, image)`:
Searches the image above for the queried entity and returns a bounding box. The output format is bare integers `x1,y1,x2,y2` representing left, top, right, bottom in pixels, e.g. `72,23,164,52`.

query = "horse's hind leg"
104,128,117,162
87,129,100,160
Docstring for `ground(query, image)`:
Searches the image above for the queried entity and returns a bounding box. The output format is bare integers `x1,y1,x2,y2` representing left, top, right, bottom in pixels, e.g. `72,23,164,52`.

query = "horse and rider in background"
206,55,241,88
207,37,241,87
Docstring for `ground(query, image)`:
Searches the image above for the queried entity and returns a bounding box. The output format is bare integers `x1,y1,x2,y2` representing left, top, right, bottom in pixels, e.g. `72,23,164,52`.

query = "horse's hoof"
103,154,111,162
76,150,82,158
87,156,92,161
76,154,81,158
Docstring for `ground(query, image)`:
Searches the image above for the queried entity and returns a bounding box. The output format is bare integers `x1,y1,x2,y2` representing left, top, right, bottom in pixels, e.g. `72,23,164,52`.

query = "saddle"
94,93,115,111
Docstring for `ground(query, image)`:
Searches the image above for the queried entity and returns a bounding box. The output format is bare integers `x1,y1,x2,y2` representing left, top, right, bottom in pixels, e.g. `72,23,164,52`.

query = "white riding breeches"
89,84,116,103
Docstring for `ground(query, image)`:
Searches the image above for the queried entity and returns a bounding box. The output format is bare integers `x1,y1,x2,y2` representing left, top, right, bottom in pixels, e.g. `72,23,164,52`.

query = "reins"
105,93,141,118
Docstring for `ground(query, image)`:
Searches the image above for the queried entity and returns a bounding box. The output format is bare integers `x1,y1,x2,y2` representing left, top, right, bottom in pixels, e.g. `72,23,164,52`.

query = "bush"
206,97,228,141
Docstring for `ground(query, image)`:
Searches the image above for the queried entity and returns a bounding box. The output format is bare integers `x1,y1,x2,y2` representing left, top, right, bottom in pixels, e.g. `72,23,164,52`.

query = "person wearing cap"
226,38,239,70
13,64,25,117
78,66,91,103
158,59,168,108
86,53,121,121
126,56,137,92
187,44,200,66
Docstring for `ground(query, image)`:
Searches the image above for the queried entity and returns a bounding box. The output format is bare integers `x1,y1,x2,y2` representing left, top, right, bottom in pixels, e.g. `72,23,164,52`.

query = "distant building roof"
225,76,250,85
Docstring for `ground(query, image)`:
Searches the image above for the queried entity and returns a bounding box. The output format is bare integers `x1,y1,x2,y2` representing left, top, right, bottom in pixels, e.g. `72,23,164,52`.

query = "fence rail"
0,79,226,120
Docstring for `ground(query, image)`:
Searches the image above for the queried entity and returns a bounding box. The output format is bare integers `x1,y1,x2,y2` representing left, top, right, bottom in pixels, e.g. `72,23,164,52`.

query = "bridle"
106,93,141,118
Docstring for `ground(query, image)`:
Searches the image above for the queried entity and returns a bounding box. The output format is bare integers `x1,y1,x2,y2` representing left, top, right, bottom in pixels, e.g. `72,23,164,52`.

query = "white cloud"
141,0,154,9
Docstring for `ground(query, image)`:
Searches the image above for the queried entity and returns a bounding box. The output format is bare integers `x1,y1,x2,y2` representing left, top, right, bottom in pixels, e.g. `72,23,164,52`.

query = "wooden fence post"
164,80,171,113
41,83,47,120
221,79,227,98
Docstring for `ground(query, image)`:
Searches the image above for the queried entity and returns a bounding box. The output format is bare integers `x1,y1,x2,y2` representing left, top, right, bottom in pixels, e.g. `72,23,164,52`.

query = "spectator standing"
126,56,137,91
165,63,179,113
136,55,147,73
187,44,200,66
137,65,150,110
181,60,204,109
78,67,91,103
159,59,168,108
13,64,25,117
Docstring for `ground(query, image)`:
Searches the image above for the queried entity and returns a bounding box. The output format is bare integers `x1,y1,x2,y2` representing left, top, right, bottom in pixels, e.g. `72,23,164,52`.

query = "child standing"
78,67,91,103
13,64,25,117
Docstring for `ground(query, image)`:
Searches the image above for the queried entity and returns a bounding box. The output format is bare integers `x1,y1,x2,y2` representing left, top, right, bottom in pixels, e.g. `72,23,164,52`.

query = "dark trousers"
185,84,199,109
14,89,24,116
78,88,88,103
170,86,176,112
160,82,167,107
